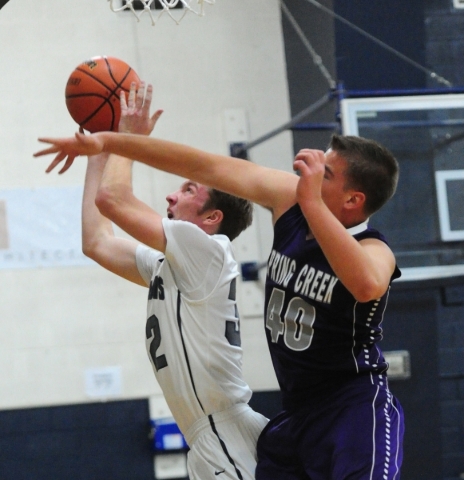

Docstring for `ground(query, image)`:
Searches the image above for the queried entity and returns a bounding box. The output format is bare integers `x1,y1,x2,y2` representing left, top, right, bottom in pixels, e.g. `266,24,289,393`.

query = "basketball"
65,56,140,133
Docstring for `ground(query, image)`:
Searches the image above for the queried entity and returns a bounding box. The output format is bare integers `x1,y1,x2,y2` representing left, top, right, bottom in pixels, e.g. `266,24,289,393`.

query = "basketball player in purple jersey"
257,142,403,479
35,84,404,479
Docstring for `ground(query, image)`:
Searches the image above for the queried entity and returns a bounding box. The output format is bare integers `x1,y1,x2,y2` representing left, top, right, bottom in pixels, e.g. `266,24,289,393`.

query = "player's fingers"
128,82,137,107
33,145,59,157
144,84,153,106
293,159,306,173
45,152,66,173
293,159,315,177
151,109,164,125
141,85,153,116
136,81,145,108
58,157,75,175
294,150,313,162
120,89,128,111
295,148,324,161
36,137,59,147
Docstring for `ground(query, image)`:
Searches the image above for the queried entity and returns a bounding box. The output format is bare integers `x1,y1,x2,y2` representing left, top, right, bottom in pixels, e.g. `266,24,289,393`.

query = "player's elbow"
82,241,97,261
351,279,387,303
95,185,120,219
82,232,105,263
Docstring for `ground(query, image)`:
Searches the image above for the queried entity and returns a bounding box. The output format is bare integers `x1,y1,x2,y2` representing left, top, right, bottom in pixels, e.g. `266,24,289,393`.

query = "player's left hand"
293,148,326,206
119,81,163,136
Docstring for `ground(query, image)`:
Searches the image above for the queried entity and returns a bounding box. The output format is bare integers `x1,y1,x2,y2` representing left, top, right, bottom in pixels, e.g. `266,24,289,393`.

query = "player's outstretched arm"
36,131,299,222
38,132,298,220
100,132,300,222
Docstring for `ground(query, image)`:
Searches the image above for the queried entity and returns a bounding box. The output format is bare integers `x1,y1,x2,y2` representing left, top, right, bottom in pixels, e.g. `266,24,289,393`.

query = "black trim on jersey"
208,415,244,480
176,290,205,413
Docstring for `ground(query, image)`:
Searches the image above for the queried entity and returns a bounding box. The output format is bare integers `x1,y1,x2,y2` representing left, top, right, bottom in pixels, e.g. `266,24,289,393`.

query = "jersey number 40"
266,288,316,351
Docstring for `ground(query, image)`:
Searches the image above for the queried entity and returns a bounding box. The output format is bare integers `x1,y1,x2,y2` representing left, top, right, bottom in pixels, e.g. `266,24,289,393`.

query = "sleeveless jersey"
136,219,252,436
264,204,401,409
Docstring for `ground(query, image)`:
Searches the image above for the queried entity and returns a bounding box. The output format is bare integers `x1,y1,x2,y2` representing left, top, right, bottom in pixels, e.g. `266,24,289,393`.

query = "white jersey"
136,218,253,436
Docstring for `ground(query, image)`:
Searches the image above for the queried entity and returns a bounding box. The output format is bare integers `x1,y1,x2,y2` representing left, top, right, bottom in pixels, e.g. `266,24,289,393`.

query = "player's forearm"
100,132,227,182
301,201,390,302
98,132,299,215
82,154,115,260
96,153,134,212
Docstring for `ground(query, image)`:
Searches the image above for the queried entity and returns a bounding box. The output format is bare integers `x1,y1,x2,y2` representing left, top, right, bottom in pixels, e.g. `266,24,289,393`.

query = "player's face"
321,150,352,218
166,180,212,228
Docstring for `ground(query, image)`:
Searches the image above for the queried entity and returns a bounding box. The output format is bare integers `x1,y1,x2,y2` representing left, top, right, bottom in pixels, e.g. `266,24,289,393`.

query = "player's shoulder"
355,225,390,245
273,203,304,228
135,243,165,284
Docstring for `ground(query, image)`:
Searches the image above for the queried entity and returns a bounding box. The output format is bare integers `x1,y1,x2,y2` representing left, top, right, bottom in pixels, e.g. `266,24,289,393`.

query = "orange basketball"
65,56,140,133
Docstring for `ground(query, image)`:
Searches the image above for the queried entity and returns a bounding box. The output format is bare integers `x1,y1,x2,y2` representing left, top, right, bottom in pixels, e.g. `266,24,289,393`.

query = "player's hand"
34,131,105,174
119,81,163,136
293,149,326,207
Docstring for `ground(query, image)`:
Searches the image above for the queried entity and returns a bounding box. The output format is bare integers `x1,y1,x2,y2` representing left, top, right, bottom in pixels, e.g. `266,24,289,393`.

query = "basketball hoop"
108,0,215,26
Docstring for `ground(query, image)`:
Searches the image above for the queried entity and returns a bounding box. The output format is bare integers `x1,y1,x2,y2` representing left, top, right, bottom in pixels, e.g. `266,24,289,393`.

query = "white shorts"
185,403,269,480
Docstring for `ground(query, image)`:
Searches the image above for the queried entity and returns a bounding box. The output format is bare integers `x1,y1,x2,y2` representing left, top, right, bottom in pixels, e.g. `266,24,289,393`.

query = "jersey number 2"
266,287,316,351
146,314,168,371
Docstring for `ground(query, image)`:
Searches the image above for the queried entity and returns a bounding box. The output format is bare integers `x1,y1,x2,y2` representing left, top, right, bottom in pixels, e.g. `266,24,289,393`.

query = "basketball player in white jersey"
44,84,268,480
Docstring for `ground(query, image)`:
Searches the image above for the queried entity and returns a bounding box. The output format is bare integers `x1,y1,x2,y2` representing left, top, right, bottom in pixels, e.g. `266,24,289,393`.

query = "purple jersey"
264,204,401,409
257,204,404,479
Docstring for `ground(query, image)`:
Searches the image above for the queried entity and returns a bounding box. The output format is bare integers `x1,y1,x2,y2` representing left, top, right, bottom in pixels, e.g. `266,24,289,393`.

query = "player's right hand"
119,81,163,136
293,148,326,207
34,130,106,174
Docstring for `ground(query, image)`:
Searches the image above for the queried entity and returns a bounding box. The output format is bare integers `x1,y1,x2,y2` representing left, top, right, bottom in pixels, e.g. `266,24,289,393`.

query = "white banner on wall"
0,186,93,269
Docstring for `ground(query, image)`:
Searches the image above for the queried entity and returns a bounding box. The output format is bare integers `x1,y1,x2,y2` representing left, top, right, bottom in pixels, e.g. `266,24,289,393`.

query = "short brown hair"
201,189,253,241
329,134,399,216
